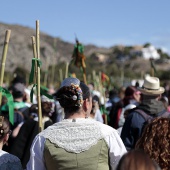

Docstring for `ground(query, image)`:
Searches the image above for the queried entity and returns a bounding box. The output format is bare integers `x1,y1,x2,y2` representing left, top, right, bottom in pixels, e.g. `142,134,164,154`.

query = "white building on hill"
142,45,160,59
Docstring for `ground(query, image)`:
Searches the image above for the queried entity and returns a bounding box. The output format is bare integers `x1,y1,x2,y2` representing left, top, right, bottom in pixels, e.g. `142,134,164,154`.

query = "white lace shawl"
40,118,110,153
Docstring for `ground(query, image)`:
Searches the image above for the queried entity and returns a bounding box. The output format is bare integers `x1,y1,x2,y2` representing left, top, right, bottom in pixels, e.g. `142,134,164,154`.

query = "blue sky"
0,1,170,52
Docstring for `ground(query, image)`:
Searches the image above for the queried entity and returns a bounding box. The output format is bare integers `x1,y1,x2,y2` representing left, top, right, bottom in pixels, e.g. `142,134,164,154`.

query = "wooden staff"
87,74,91,84
92,70,97,90
43,67,48,87
31,36,38,84
6,73,10,87
82,67,87,85
65,62,69,78
51,38,57,85
26,73,29,87
59,69,63,85
141,70,144,79
151,68,154,77
36,20,43,132
51,64,56,85
150,58,155,77
121,67,124,86
0,30,11,105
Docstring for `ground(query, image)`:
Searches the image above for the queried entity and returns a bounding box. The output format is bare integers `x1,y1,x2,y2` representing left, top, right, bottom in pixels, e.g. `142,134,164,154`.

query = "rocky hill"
0,22,170,80
0,22,111,73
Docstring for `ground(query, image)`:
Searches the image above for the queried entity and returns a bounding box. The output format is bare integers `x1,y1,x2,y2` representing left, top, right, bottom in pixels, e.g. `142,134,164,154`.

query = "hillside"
0,22,170,81
0,22,111,73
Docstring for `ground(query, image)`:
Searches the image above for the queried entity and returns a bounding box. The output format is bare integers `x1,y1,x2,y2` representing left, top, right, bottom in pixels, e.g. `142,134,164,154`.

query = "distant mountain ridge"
0,22,111,73
0,22,170,79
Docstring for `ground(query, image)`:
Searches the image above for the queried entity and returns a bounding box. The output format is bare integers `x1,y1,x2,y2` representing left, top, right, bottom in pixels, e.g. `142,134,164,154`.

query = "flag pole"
43,67,48,87
65,62,69,78
36,20,43,132
51,38,57,85
82,67,87,85
151,68,154,77
150,58,155,77
0,30,11,105
59,69,63,85
31,36,38,84
92,70,97,90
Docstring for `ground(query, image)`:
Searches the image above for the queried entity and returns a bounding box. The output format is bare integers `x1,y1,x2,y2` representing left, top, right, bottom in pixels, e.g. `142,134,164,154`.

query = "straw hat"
138,76,164,95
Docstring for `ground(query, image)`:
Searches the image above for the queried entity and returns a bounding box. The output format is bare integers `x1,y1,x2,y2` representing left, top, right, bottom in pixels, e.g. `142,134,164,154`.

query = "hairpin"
72,95,77,100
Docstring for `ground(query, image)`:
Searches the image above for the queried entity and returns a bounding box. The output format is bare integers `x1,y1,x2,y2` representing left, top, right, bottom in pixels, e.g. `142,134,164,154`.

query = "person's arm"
105,129,127,170
95,109,104,123
26,135,46,170
120,112,145,150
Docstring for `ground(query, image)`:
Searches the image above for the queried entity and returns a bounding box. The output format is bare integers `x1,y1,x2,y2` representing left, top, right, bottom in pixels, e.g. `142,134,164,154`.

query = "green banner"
29,58,42,84
0,87,14,125
30,84,53,103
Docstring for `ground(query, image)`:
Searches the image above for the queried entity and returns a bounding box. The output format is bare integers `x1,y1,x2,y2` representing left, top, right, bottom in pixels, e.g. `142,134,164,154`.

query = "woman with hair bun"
27,77,126,170
0,116,22,170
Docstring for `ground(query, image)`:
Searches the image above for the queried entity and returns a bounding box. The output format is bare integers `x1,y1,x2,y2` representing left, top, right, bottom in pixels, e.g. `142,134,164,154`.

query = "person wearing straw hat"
26,77,126,170
121,76,170,151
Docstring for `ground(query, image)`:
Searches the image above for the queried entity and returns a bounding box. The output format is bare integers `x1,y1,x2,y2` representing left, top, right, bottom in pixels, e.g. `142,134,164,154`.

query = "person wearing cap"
121,76,170,151
26,78,126,170
1,83,29,125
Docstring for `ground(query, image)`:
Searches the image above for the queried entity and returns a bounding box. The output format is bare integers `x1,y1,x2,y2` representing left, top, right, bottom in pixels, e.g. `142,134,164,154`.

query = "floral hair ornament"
70,83,83,107
53,78,84,107
0,116,4,127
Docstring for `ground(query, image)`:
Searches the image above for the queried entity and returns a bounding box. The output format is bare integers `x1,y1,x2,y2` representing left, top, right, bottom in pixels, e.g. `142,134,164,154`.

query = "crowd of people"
0,75,170,169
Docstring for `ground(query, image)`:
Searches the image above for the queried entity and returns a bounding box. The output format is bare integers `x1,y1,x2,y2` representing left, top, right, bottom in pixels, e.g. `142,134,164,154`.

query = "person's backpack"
135,109,170,131
18,106,30,120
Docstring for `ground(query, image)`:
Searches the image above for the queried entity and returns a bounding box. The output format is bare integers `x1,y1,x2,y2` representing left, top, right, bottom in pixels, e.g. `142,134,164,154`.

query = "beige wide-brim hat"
138,76,164,95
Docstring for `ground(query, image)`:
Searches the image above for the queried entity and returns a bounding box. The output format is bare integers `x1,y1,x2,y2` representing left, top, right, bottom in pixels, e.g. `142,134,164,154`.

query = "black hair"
11,76,26,85
80,82,91,100
12,91,24,99
54,82,91,116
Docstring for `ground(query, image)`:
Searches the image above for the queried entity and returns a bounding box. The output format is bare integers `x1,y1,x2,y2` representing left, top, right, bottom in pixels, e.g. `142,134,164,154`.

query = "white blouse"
26,118,127,170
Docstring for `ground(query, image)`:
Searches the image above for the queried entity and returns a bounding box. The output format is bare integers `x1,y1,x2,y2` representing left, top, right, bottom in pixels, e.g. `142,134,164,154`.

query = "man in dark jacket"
121,76,170,150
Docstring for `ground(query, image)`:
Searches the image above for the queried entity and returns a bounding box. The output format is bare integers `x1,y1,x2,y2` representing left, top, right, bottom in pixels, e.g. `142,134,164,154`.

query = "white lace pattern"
40,118,105,153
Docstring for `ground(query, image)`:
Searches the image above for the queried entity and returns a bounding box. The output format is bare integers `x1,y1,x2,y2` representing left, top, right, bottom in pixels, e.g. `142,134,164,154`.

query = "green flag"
0,86,14,125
